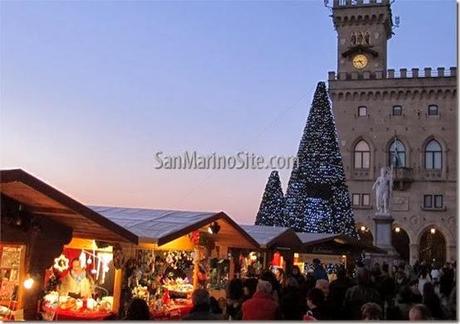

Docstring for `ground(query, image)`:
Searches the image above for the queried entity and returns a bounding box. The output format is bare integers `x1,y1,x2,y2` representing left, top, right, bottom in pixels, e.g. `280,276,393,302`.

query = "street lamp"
430,228,436,234
360,226,366,232
395,227,401,233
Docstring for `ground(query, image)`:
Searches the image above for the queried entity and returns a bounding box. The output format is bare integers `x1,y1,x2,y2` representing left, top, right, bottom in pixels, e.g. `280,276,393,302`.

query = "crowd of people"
125,258,457,321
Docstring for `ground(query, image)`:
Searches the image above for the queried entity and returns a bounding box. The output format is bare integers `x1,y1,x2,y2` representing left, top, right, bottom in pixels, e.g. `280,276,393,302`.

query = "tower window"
392,105,402,116
354,140,370,169
358,106,367,117
428,105,439,116
424,139,442,170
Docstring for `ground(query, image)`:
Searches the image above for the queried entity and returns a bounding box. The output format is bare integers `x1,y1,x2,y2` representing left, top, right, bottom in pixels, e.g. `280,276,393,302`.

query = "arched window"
428,105,439,116
358,106,367,117
354,140,370,169
425,139,442,169
389,139,406,168
392,105,402,116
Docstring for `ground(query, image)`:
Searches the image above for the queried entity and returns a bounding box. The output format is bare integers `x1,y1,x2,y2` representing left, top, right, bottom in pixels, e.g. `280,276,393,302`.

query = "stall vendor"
59,258,93,298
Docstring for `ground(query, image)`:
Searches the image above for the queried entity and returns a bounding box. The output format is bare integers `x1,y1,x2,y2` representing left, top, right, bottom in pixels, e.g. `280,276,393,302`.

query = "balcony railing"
392,167,413,191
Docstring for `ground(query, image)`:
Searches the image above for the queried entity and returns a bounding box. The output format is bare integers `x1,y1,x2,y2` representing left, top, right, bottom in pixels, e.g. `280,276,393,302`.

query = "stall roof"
297,232,341,245
0,169,138,244
90,206,259,248
241,225,302,249
297,232,386,254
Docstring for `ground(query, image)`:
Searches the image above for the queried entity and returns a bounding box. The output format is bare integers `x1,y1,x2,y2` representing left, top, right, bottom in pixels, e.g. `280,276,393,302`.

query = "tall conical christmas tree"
255,171,285,226
284,82,357,238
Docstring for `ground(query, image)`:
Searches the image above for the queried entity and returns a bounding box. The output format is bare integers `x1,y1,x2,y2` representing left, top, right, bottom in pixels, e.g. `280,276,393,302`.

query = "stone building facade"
327,0,457,264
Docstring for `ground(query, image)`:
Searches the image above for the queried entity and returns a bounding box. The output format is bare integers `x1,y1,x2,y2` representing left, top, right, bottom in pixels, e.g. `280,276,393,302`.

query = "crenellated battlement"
328,67,457,81
333,0,390,8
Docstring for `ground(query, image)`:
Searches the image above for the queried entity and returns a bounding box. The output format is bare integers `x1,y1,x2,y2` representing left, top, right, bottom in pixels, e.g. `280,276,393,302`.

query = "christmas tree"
255,170,285,226
284,81,357,237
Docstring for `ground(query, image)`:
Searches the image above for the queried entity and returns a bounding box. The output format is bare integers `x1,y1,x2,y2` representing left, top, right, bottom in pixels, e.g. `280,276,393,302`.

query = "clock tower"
331,0,393,75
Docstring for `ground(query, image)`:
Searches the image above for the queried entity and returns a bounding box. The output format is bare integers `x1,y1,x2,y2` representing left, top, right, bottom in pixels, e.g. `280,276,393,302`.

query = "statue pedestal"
368,212,399,267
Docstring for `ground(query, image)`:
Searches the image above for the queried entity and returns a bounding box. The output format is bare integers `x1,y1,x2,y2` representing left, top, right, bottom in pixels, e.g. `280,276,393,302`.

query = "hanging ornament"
79,250,87,269
97,252,113,284
53,254,69,272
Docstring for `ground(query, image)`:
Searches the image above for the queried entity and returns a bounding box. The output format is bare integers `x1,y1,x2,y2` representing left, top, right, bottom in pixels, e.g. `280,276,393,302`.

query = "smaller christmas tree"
255,171,285,226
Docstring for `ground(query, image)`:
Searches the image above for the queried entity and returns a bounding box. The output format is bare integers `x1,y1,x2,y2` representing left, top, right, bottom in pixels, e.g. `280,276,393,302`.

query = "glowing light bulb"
430,228,436,234
24,277,34,289
395,227,401,233
360,226,366,232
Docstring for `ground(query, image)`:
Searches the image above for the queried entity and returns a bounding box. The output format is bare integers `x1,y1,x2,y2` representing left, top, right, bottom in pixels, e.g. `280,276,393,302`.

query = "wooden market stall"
91,206,259,320
295,232,386,279
0,169,139,320
238,225,303,277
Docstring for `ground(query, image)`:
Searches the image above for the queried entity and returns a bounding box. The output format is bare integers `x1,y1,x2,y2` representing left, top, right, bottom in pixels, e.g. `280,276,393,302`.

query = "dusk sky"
1,1,456,225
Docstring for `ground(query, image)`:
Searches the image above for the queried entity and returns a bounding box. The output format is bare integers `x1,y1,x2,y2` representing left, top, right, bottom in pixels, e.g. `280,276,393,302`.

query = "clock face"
352,54,368,69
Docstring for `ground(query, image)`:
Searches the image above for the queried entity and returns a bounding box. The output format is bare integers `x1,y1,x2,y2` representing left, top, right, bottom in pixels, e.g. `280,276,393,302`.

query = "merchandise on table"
40,243,116,320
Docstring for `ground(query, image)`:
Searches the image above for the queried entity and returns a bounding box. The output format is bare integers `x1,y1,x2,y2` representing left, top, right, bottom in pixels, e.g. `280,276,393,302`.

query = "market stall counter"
41,296,114,321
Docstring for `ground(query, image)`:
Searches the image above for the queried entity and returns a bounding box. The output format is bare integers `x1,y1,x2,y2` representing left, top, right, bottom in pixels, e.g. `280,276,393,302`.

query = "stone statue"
372,167,393,214
350,32,356,46
364,32,370,45
357,32,363,45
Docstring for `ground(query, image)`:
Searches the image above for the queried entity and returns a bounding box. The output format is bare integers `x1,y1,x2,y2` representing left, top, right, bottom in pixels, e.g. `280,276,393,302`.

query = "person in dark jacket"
391,285,417,320
422,282,445,320
242,280,281,320
439,263,454,298
280,277,305,320
125,298,150,320
343,267,382,320
224,278,244,320
291,265,305,286
328,266,354,320
312,258,328,281
305,288,326,320
375,263,396,304
182,289,223,320
260,270,281,304
242,277,258,302
304,269,317,293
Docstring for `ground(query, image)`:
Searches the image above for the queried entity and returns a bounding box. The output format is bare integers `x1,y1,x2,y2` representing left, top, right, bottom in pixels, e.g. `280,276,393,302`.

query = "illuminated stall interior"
296,232,386,277
237,225,302,277
91,206,258,319
0,169,138,320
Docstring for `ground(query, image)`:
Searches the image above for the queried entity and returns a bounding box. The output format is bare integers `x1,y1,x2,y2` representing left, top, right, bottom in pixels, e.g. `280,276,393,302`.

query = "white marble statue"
372,167,393,214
